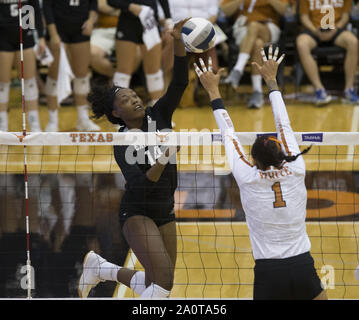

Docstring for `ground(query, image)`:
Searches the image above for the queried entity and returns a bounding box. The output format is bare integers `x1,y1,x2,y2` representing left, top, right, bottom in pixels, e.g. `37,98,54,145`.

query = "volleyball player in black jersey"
78,19,188,298
107,0,172,106
0,0,46,132
42,0,100,132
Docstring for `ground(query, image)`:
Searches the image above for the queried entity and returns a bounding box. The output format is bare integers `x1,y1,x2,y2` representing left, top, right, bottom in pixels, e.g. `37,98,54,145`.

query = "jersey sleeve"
113,145,156,192
151,55,189,126
211,99,254,185
269,90,305,171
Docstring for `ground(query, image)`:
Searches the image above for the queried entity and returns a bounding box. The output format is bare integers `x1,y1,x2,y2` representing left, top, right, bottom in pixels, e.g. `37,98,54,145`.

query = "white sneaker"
76,119,100,131
45,122,58,132
78,251,106,298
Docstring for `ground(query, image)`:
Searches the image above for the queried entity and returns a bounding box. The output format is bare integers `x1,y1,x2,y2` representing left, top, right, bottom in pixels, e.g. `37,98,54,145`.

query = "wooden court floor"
114,222,359,299
2,87,359,299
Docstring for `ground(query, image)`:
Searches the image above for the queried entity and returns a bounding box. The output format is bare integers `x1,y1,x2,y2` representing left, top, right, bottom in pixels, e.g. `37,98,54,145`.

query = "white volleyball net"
0,131,358,299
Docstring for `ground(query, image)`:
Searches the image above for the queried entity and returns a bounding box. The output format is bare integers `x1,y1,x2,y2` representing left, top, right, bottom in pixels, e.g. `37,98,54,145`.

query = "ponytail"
281,145,312,163
251,135,312,169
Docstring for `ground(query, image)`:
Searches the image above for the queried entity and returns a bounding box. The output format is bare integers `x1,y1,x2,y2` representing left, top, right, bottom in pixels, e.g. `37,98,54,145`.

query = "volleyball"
181,17,216,53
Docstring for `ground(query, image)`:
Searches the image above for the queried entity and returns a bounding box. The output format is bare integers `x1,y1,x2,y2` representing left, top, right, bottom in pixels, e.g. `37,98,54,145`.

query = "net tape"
1,132,359,146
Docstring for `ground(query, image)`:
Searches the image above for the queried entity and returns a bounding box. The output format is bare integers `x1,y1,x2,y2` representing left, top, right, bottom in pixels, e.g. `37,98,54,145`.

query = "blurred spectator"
0,0,46,132
90,0,120,79
107,0,172,106
296,0,358,105
43,0,100,132
221,0,287,108
163,0,220,107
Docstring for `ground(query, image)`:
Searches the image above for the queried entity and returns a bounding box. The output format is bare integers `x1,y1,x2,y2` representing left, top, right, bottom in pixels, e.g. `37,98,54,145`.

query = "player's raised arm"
193,58,254,184
151,19,189,126
252,46,301,156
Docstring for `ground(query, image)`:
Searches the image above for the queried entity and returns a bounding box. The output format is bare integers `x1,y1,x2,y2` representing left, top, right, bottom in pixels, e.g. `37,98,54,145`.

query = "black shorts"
54,18,90,44
119,205,175,229
253,252,323,300
0,26,35,52
302,28,345,47
116,13,145,44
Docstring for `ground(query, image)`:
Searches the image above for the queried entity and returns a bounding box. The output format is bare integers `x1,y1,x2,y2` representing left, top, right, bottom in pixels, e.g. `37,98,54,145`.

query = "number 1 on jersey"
271,182,286,208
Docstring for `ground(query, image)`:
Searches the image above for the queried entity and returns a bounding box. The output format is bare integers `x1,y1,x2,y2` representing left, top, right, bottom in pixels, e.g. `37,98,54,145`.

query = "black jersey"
108,0,171,19
43,0,97,25
114,55,188,216
0,0,44,37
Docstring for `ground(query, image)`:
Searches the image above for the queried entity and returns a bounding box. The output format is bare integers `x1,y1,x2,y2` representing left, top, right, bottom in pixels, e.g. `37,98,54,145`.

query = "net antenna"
18,0,32,299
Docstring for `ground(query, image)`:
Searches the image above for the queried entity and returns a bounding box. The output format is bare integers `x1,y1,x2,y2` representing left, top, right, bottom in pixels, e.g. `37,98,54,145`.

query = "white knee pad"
0,82,10,104
45,76,58,97
146,69,164,93
113,72,131,88
24,78,39,101
73,75,90,96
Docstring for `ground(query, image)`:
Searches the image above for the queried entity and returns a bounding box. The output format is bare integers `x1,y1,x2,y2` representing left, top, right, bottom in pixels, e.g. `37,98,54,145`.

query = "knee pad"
24,78,39,101
0,82,10,104
45,76,58,96
113,72,131,88
146,69,164,93
73,75,90,96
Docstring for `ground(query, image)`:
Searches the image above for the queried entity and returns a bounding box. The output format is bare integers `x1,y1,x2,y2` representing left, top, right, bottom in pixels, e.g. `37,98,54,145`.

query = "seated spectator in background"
296,0,358,105
221,0,287,108
90,0,120,79
108,0,172,107
163,0,220,107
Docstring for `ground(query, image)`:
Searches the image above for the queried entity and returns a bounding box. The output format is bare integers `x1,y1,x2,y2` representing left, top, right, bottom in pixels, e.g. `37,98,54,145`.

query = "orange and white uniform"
211,91,311,260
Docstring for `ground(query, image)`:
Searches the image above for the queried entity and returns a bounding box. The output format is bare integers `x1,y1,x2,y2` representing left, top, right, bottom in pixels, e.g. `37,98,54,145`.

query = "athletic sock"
251,75,263,93
233,53,250,73
130,271,147,295
98,261,122,282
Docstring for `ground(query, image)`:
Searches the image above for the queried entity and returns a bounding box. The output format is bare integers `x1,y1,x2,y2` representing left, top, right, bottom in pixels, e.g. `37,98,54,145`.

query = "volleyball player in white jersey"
193,46,328,300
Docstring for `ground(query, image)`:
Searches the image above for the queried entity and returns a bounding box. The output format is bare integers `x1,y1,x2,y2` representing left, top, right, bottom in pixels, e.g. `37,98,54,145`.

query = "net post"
18,0,32,299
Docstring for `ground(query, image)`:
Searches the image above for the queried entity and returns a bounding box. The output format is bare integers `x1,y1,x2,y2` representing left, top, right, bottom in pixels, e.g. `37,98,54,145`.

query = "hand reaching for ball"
170,18,191,40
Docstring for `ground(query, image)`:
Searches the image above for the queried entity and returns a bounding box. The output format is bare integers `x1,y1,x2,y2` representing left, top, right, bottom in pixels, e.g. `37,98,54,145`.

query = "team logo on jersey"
117,31,124,39
302,133,323,142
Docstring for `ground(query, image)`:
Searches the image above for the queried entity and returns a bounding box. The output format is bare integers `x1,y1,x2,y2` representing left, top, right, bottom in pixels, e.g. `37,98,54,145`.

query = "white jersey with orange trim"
211,91,311,260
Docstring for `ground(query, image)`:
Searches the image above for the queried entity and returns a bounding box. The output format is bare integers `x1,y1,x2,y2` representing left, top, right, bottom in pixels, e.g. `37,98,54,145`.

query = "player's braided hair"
251,135,312,169
88,84,126,126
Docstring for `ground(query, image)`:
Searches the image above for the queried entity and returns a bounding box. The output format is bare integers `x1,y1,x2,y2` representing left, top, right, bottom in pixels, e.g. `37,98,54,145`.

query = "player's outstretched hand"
170,18,191,40
251,45,285,84
193,57,225,100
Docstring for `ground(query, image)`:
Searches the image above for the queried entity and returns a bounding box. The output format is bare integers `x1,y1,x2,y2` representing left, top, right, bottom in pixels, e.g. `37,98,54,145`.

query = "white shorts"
266,22,281,44
90,28,116,56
